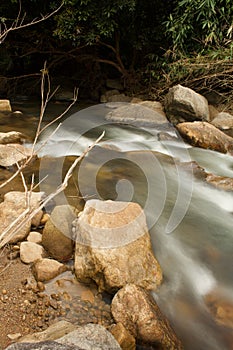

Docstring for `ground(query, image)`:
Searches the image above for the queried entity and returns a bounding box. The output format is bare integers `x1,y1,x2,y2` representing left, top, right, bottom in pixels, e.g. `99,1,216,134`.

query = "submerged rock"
73,199,162,293
111,284,183,349
206,174,233,191
176,121,233,154
164,84,209,124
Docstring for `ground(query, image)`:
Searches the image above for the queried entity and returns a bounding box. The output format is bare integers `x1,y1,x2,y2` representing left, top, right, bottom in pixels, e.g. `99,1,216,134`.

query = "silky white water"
36,103,233,349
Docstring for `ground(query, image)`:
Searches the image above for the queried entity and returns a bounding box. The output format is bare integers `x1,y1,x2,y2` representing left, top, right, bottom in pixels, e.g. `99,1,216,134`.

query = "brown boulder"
42,205,77,262
111,284,183,349
176,121,233,154
73,199,162,293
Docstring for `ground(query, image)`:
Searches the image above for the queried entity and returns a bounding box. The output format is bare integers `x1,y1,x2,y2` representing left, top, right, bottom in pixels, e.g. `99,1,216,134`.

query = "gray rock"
73,199,162,293
5,341,83,350
211,111,233,136
164,84,209,124
105,103,168,127
57,323,121,350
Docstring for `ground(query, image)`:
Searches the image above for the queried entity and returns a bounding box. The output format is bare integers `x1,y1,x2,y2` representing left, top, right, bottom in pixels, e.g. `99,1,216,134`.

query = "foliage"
165,0,233,55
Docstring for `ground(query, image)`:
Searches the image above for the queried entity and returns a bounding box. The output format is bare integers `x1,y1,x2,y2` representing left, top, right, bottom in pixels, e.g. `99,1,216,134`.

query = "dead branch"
0,63,78,190
0,1,64,44
0,131,105,248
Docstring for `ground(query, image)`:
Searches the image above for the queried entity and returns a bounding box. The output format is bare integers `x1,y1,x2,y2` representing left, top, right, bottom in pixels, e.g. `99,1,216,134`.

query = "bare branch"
0,1,64,44
0,131,105,248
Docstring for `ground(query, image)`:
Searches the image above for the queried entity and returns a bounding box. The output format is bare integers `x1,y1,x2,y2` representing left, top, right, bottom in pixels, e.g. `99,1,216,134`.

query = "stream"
5,102,233,349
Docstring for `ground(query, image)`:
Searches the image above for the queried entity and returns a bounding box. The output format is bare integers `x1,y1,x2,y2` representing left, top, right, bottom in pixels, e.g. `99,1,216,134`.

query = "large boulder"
176,121,233,154
57,324,121,350
0,131,28,144
164,84,209,124
105,103,168,127
73,199,162,293
111,284,183,349
42,205,77,261
0,143,33,167
0,191,44,246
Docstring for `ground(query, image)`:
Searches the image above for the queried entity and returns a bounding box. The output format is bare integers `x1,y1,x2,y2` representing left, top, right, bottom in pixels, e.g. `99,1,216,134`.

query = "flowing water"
4,102,233,349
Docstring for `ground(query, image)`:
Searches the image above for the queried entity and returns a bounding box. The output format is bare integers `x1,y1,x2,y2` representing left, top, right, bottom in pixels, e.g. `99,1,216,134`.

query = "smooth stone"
32,258,67,282
164,84,209,124
27,231,43,244
20,242,47,264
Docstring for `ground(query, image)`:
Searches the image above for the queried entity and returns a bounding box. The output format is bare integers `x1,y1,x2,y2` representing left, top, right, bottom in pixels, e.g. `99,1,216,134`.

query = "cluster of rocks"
1,82,233,349
0,189,183,349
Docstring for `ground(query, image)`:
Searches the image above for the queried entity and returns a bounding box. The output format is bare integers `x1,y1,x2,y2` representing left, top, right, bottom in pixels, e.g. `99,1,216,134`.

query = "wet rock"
27,231,43,244
57,323,121,350
73,199,162,293
42,205,77,261
20,242,47,264
176,121,233,154
0,143,33,167
111,284,183,349
206,174,233,191
5,341,82,350
110,322,136,350
0,131,28,144
105,103,168,127
164,84,209,124
19,320,77,343
205,291,233,329
0,191,44,246
32,258,67,282
0,99,12,112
